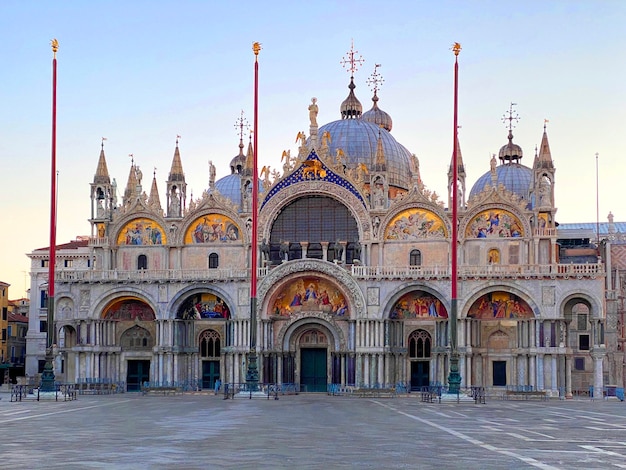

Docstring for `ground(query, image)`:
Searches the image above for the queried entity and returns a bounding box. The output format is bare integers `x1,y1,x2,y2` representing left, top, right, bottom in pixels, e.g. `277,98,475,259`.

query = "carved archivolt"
258,182,371,242
257,259,366,318
275,312,347,351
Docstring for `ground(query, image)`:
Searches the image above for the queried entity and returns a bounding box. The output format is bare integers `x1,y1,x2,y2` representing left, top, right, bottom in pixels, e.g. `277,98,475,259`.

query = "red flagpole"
246,42,261,387
48,39,58,345
42,38,59,391
448,42,462,394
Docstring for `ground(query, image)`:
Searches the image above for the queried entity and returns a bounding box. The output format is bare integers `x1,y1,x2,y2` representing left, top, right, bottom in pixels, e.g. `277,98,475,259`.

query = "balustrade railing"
55,262,603,283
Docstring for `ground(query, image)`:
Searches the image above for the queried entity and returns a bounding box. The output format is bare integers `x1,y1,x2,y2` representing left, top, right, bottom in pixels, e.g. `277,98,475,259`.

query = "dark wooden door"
127,360,150,392
202,360,220,390
301,348,327,392
493,361,507,386
410,361,430,390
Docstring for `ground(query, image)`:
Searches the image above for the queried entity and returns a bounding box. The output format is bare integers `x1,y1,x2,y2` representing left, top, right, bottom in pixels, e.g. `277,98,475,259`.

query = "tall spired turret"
166,136,186,218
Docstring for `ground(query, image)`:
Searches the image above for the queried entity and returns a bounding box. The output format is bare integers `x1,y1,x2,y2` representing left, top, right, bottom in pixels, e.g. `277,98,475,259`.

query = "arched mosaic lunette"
183,213,242,244
460,206,530,240
257,259,366,318
116,217,167,245
383,207,448,240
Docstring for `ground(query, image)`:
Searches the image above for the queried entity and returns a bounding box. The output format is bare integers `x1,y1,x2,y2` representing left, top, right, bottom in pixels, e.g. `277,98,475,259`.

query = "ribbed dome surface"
317,119,413,189
214,174,263,207
469,164,533,203
215,174,242,206
362,96,392,131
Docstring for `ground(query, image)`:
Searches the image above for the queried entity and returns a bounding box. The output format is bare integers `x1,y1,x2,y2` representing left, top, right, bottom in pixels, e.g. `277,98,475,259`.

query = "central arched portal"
299,329,329,392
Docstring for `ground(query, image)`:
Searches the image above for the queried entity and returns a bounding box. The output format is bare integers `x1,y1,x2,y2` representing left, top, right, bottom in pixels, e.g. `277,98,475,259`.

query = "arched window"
200,330,221,358
137,254,148,270
269,196,359,264
409,330,431,358
208,253,219,269
409,249,422,266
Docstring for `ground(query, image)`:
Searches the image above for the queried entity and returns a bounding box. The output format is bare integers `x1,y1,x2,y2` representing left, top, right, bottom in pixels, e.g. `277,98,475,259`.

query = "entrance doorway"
202,360,220,390
300,348,327,392
410,361,430,390
493,360,507,386
127,360,150,392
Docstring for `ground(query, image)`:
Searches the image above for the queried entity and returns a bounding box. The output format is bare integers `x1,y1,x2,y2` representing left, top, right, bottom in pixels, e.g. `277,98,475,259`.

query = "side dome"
317,119,413,189
214,174,243,206
469,163,532,203
362,95,392,131
214,175,263,207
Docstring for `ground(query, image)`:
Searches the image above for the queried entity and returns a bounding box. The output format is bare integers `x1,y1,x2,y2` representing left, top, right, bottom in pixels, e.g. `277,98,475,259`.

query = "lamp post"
245,42,261,390
41,39,59,392
447,42,462,394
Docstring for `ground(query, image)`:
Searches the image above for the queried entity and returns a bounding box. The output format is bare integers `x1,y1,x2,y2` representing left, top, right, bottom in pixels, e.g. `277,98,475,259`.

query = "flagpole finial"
253,42,262,60
452,42,461,56
51,38,59,58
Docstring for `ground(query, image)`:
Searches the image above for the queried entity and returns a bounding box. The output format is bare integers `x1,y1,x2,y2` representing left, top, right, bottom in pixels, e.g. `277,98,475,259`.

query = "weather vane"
101,137,107,149
176,134,181,146
341,39,365,76
366,64,384,95
451,42,461,56
502,103,520,132
234,110,249,141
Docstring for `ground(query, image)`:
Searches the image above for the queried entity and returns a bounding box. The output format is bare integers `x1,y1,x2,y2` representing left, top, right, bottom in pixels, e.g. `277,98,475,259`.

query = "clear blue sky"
1,0,625,298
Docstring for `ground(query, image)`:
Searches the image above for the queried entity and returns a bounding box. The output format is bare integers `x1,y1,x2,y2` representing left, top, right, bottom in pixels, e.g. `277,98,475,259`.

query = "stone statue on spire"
308,98,318,127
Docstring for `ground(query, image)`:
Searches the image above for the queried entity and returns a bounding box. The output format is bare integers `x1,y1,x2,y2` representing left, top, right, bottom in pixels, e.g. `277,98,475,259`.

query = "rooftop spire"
168,136,185,182
230,111,248,174
498,103,523,164
536,119,554,169
123,154,140,204
340,40,364,119
363,63,392,131
374,127,386,170
244,133,254,176
94,138,110,184
148,168,162,213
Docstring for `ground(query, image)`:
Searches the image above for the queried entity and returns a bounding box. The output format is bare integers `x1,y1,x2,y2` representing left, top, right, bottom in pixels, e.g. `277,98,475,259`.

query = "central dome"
317,119,413,189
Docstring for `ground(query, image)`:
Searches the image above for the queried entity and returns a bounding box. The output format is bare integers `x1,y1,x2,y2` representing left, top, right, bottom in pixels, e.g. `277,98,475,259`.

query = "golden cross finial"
51,38,59,58
341,39,365,76
234,110,249,141
367,64,384,95
451,42,461,56
502,103,520,132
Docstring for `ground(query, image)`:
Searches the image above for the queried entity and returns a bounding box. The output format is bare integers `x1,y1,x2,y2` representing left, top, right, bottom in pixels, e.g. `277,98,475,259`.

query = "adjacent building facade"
25,57,621,396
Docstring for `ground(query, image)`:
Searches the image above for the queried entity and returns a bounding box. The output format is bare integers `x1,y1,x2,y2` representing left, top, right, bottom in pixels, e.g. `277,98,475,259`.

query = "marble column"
319,241,328,261
591,347,606,399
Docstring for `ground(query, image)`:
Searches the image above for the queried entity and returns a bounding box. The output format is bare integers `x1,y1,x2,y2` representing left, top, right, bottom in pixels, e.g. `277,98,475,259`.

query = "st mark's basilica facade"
25,54,612,396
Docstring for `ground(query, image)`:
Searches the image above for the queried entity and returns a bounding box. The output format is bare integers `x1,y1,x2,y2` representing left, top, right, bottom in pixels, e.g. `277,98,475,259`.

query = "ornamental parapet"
351,263,604,280
55,268,264,284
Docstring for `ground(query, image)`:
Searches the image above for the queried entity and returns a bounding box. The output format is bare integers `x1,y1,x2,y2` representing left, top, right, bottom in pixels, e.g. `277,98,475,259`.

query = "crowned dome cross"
340,40,365,77
367,63,384,95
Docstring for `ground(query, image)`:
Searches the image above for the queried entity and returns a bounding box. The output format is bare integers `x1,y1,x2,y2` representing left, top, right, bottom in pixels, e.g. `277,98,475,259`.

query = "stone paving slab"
1,392,625,469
